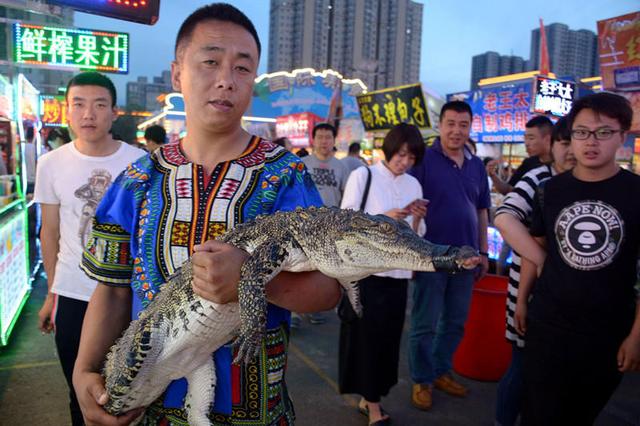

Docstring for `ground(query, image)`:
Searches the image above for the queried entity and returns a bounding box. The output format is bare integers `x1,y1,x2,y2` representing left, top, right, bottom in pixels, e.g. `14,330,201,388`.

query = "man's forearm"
494,213,546,266
477,209,489,253
74,284,132,374
629,301,640,339
40,233,59,292
267,271,341,313
517,256,538,305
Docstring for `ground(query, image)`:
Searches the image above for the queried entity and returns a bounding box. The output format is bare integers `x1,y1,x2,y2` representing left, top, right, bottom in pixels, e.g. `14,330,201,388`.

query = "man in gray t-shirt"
341,141,367,175
303,123,349,208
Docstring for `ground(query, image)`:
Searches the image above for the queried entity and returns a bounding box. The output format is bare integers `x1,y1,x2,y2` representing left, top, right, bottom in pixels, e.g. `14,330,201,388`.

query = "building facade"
268,0,423,90
529,23,598,79
125,70,172,111
470,51,526,89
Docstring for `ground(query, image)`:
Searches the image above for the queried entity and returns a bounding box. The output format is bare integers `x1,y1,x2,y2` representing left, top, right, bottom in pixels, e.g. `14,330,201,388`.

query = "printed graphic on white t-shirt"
74,168,113,247
554,200,624,271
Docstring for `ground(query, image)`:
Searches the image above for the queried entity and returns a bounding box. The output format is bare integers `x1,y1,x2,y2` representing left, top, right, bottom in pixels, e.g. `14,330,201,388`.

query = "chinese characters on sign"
597,12,640,91
533,77,575,117
356,83,430,131
448,81,533,143
40,95,67,127
13,23,129,74
275,112,322,147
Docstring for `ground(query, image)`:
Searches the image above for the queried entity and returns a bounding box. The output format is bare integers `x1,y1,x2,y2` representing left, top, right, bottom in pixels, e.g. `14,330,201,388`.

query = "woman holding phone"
338,123,427,425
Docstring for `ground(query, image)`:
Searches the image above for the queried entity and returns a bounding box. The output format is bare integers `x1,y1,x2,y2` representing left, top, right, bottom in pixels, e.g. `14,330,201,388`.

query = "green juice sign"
13,23,129,74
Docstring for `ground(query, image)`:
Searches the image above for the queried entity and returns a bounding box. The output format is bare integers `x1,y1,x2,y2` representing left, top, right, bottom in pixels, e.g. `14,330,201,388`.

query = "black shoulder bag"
337,167,371,323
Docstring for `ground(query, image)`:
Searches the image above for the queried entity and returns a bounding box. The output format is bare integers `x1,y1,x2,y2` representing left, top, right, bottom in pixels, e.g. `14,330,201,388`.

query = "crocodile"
102,206,478,425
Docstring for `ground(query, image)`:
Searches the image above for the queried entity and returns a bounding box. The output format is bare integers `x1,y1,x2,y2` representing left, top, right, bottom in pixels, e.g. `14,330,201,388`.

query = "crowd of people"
28,3,639,426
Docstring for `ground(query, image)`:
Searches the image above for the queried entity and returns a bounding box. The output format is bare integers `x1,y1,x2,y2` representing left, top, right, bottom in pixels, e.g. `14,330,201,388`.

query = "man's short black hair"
175,3,261,60
65,71,117,107
551,116,570,145
382,123,425,165
567,92,632,132
144,125,167,145
439,101,472,122
312,122,337,139
348,142,361,154
525,115,553,135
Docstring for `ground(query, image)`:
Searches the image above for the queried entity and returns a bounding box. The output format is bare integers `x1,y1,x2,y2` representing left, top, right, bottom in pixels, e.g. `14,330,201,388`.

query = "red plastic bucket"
453,274,512,381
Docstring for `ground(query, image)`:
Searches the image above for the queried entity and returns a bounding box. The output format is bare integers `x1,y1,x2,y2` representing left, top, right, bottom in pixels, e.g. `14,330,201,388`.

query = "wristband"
479,251,489,257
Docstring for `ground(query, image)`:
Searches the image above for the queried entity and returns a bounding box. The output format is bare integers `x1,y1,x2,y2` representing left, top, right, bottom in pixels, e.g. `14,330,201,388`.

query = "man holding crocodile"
73,4,341,425
72,4,479,425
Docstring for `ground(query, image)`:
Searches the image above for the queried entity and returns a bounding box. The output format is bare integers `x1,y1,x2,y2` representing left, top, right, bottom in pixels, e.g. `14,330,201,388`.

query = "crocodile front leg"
233,241,289,365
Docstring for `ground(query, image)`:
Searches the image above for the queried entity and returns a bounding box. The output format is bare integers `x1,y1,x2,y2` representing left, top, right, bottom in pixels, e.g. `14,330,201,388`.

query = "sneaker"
433,373,468,397
290,313,302,329
411,384,432,411
307,312,326,325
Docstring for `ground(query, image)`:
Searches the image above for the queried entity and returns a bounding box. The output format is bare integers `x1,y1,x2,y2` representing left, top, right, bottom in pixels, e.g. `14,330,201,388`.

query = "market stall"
0,74,31,346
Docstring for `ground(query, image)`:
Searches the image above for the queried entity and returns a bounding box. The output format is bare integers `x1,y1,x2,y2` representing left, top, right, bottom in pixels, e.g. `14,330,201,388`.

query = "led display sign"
48,0,160,25
533,77,575,117
14,23,129,74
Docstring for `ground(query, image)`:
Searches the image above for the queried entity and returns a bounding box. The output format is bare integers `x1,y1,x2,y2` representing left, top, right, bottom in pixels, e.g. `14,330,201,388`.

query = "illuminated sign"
40,95,67,127
48,0,160,25
356,83,430,131
448,81,533,143
13,23,129,74
275,112,323,147
0,75,12,119
0,209,30,346
597,12,640,91
533,77,575,117
251,68,366,120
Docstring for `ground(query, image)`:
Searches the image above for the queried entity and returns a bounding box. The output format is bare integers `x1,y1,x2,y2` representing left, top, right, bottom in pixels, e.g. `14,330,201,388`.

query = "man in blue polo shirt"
409,100,490,411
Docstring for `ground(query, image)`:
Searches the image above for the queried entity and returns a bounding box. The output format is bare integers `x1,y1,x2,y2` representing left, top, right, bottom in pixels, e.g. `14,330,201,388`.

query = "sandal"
358,401,391,425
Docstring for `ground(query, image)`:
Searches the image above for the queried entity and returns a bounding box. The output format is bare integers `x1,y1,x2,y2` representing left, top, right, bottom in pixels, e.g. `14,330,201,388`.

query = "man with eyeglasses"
516,92,640,425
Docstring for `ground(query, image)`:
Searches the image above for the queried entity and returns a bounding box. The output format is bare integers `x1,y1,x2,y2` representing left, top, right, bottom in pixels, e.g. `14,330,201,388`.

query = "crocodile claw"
232,329,264,365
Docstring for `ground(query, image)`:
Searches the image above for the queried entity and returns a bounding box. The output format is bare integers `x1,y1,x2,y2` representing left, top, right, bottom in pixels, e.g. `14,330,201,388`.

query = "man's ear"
112,106,118,123
171,61,182,92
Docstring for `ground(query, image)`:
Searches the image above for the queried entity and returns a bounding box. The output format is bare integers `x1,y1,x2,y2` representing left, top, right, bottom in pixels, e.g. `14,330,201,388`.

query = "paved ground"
1,274,639,425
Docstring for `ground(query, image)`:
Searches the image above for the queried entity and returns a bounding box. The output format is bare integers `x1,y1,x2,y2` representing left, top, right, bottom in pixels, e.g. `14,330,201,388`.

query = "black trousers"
54,295,88,426
521,319,623,426
338,275,408,402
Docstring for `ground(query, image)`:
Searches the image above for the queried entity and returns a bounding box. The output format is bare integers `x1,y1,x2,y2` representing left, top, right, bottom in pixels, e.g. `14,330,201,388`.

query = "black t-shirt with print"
529,169,640,340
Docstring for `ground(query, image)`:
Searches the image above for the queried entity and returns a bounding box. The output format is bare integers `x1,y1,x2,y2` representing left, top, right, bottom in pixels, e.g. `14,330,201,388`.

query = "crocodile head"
334,212,451,273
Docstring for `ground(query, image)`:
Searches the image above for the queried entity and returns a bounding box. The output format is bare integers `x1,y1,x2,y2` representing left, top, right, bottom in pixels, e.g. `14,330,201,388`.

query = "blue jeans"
495,343,524,426
409,271,474,384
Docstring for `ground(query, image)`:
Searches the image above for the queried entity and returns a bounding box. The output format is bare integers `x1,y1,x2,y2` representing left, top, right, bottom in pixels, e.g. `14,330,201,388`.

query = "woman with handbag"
338,123,427,425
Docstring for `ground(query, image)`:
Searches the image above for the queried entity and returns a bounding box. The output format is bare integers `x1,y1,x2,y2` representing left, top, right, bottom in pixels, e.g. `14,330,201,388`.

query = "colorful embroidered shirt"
81,137,322,425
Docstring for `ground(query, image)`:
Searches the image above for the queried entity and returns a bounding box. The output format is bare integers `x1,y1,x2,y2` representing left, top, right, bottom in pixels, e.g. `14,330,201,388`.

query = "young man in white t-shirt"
34,71,144,426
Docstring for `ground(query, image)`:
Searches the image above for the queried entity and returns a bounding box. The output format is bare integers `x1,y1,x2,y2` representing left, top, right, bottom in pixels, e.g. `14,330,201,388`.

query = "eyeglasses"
571,128,623,141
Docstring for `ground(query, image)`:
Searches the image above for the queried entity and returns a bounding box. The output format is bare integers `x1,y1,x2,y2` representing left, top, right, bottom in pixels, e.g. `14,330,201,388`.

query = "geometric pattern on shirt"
170,221,191,246
81,138,316,424
495,164,553,347
81,220,132,285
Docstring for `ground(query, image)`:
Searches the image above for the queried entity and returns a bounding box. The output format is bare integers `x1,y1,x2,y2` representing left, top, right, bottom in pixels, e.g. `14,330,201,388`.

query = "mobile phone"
405,198,430,209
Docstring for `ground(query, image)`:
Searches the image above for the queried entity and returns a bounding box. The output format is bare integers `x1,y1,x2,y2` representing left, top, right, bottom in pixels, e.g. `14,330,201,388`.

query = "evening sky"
74,0,639,106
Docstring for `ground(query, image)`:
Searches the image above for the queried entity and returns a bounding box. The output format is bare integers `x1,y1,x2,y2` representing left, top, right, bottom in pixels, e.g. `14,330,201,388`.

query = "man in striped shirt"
492,117,575,426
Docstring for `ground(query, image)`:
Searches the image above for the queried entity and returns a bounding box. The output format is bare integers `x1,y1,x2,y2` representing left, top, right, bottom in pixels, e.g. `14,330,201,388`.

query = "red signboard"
41,95,67,127
275,112,323,148
597,12,640,90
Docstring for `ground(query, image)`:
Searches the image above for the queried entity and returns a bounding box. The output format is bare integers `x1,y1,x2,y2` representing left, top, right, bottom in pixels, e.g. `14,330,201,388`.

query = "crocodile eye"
380,222,394,233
